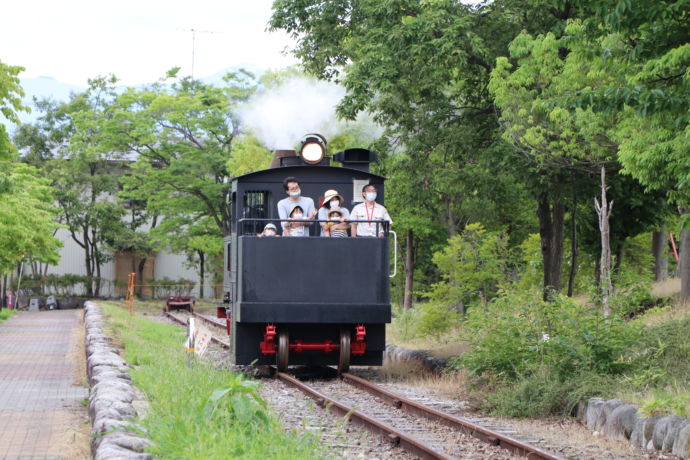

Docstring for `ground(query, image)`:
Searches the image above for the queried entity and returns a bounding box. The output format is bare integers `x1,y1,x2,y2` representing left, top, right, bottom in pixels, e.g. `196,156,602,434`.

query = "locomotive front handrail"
389,231,397,278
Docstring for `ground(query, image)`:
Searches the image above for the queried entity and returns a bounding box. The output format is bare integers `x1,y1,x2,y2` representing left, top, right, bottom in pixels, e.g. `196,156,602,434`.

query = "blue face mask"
289,190,301,198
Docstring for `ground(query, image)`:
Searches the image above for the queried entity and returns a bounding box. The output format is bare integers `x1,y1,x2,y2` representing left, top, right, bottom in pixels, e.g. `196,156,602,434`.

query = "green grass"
100,302,326,460
0,309,16,322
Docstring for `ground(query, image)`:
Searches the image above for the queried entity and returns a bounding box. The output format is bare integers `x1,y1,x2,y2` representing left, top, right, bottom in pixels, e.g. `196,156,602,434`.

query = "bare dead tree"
594,167,614,315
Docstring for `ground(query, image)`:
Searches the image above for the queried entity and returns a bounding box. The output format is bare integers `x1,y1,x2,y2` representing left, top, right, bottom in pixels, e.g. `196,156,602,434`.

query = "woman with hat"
318,189,350,236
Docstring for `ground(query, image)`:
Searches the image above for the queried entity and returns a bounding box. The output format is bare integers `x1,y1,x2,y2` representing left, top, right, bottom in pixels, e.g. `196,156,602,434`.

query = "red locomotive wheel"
338,326,351,375
277,330,289,372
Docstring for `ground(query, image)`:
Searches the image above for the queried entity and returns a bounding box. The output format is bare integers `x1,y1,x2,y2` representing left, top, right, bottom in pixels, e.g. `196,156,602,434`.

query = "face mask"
365,192,377,202
292,213,303,219
330,200,340,209
331,216,341,221
265,230,276,236
289,189,301,198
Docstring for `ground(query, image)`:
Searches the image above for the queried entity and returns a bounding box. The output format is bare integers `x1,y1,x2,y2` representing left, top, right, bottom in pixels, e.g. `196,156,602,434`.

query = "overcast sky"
2,0,298,86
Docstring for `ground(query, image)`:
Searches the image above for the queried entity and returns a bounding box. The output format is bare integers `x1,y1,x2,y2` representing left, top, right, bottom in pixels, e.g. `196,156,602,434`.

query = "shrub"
480,367,614,418
416,302,461,341
459,291,641,381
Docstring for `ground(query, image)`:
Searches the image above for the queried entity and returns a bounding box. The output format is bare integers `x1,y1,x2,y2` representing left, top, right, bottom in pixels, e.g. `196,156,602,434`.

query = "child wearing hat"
286,205,310,237
324,208,349,237
257,223,279,237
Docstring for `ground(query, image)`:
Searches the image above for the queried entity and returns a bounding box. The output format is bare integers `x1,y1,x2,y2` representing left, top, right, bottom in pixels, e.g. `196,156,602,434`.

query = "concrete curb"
578,397,689,459
84,301,154,460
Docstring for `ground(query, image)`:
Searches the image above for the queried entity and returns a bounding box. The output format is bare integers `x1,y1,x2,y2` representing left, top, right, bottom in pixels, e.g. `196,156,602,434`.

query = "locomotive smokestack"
269,149,296,168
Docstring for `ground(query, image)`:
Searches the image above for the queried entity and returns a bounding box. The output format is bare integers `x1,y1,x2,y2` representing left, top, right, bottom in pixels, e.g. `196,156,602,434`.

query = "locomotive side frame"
223,160,392,372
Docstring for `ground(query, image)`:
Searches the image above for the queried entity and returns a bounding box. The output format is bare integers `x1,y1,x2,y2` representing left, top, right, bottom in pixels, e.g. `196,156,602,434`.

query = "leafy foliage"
0,161,61,273
460,291,640,380
426,223,511,309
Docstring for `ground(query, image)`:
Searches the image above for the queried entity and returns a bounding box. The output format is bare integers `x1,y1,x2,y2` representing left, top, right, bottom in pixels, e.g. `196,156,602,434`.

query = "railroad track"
276,371,565,460
161,312,563,458
164,311,230,349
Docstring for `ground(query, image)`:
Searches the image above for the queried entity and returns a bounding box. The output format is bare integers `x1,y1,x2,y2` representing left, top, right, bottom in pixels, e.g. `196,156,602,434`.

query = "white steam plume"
238,77,382,150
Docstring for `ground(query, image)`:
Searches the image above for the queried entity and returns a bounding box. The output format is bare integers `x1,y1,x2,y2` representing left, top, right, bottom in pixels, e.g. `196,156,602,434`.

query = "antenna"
181,28,220,79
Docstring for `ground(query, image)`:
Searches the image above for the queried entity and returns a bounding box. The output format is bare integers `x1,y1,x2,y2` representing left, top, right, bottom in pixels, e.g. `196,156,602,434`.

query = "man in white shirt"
350,184,392,237
277,177,316,235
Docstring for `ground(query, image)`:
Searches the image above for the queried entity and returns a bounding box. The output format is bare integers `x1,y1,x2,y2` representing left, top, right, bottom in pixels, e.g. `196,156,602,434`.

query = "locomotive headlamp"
299,134,327,164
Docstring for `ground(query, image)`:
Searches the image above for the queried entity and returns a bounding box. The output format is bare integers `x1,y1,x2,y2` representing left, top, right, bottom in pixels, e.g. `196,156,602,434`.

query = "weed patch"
100,302,324,460
0,309,16,322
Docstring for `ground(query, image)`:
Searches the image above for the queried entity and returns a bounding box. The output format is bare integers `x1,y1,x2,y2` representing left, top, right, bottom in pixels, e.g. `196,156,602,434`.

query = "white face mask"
331,216,341,222
265,230,276,236
289,189,301,198
292,213,303,219
365,192,377,202
330,200,340,209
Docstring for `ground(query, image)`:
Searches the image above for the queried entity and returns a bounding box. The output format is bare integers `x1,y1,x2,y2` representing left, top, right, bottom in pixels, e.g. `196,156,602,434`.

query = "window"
242,191,271,235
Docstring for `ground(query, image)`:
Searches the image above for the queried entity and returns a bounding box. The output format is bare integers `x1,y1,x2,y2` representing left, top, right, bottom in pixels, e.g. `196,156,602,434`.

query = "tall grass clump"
101,303,324,460
0,309,16,322
457,291,641,417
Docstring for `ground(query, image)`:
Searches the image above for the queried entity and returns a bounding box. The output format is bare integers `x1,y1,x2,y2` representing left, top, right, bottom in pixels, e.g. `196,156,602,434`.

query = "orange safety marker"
126,272,135,315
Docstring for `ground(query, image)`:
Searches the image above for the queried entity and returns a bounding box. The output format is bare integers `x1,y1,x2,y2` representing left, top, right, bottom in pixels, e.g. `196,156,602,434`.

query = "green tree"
269,0,583,303
562,0,690,301
0,60,28,161
105,69,258,237
15,77,127,296
0,162,62,275
1,60,61,288
426,223,511,312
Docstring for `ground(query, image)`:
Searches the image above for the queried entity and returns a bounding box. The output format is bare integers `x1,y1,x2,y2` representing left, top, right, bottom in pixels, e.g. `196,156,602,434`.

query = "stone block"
603,404,638,440
672,422,690,459
585,398,605,429
652,415,685,451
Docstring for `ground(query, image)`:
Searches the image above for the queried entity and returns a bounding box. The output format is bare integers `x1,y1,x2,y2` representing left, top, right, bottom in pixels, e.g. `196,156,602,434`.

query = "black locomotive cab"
223,145,393,373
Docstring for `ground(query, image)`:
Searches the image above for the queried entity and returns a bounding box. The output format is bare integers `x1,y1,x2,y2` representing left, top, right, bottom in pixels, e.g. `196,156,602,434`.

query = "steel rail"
341,373,565,460
276,371,454,460
164,312,230,349
191,311,227,330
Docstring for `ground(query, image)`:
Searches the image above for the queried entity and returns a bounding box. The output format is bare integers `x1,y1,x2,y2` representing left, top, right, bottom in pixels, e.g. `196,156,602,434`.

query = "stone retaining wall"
384,344,449,372
577,397,690,459
84,301,154,460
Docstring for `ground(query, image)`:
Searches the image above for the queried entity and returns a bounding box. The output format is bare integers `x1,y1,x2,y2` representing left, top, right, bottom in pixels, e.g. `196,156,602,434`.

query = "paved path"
0,310,89,460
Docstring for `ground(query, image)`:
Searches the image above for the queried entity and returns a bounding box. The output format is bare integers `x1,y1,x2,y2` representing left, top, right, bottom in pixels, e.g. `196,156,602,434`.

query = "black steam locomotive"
222,135,394,373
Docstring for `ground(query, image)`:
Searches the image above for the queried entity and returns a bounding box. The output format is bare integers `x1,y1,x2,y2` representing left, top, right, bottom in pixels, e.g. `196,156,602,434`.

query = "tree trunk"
446,203,457,237
137,257,147,297
84,227,94,297
613,239,625,280
567,199,578,297
652,230,669,281
680,225,690,305
403,229,415,310
537,193,566,300
1,275,6,308
198,250,205,299
594,167,613,315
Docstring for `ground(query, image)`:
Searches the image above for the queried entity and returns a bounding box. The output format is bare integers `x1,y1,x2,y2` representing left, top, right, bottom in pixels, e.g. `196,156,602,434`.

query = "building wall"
46,228,216,298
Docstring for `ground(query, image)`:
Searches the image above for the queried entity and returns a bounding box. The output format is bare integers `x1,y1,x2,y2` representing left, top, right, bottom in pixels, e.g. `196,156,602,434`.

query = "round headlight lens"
301,141,325,163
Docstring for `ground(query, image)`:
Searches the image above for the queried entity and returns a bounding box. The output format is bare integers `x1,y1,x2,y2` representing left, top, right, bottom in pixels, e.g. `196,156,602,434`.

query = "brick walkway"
0,310,89,460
